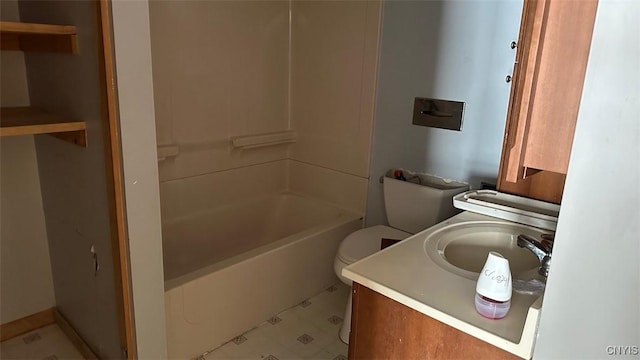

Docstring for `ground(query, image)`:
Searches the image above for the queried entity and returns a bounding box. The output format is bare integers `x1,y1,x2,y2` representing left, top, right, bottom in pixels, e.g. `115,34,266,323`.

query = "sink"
424,221,544,281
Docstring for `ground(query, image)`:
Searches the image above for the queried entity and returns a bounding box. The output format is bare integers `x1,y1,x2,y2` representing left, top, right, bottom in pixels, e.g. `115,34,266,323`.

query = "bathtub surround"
162,192,359,282
289,0,381,178
159,159,368,227
158,161,367,357
149,1,381,357
149,0,290,182
149,0,381,207
288,160,369,214
159,161,288,224
366,0,524,226
164,197,361,358
159,159,365,358
158,158,364,356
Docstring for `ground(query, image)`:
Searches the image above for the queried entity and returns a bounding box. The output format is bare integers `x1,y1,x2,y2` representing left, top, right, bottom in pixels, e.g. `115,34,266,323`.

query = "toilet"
334,169,469,343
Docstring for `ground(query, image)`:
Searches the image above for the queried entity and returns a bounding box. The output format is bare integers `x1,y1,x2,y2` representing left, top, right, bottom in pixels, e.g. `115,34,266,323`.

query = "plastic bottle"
475,252,512,319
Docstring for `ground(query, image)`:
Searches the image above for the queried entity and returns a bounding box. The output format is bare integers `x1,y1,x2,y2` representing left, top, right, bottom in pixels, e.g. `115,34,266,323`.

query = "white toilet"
334,169,469,343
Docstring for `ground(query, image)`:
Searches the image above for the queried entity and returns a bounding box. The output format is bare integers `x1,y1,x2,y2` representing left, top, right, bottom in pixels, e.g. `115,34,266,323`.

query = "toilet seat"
337,225,411,264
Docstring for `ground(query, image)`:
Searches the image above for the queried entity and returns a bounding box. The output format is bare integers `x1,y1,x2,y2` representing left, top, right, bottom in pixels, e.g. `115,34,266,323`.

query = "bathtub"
163,192,362,359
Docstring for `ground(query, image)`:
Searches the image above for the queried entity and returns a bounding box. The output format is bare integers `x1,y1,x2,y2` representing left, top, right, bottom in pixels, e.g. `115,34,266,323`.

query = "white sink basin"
424,221,544,281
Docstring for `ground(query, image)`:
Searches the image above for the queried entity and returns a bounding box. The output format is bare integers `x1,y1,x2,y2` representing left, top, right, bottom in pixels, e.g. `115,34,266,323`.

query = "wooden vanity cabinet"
497,0,598,203
348,283,517,360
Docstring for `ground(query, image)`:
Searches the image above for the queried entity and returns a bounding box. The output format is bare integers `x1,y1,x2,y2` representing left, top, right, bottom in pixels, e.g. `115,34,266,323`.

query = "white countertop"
343,211,543,359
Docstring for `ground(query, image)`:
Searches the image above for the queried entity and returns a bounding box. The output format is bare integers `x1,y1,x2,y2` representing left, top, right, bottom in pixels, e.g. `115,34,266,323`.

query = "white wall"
366,0,522,226
0,0,56,325
111,1,168,358
0,136,55,325
534,0,640,358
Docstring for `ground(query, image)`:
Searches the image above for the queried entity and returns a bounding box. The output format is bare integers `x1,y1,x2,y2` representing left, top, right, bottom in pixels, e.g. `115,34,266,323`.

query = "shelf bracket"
48,130,87,147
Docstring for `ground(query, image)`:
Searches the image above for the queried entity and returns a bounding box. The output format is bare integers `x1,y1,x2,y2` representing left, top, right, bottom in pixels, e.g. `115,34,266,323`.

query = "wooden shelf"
1,107,87,147
0,21,78,53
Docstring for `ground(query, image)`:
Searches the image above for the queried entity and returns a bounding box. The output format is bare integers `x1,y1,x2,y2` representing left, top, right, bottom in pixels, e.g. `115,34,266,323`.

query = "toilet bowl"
334,169,469,344
334,225,411,343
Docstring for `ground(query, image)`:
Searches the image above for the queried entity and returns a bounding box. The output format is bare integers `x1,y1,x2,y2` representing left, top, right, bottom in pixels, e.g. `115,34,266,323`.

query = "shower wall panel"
290,1,381,179
150,1,291,182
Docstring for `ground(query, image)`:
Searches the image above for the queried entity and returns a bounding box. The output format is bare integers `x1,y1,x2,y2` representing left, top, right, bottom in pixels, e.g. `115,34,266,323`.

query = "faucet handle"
540,240,553,252
540,233,555,252
540,233,555,241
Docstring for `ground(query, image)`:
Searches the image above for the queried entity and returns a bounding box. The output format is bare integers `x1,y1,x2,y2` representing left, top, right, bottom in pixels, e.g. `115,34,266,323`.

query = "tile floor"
1,283,350,360
198,283,351,360
0,324,84,360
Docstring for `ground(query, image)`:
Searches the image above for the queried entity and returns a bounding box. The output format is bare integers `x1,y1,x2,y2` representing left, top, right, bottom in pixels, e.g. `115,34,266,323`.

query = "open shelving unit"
1,20,86,147
0,20,78,53
0,107,87,147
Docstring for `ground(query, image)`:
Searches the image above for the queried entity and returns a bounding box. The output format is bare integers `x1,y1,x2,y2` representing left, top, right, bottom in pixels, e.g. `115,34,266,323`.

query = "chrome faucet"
517,234,553,278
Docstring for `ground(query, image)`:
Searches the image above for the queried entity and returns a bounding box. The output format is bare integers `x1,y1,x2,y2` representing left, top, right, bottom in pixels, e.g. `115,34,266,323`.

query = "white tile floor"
198,283,350,360
0,324,84,360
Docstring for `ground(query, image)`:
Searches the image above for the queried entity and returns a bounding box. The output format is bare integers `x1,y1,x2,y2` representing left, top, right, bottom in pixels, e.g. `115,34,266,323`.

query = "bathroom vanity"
342,203,555,360
348,283,516,359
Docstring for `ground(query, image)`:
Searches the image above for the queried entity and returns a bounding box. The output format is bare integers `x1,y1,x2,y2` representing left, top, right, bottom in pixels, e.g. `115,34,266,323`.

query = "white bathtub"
163,192,362,359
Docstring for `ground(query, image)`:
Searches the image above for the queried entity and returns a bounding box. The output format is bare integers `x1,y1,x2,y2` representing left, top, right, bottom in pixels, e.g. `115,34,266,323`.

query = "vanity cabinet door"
497,0,598,203
348,283,516,360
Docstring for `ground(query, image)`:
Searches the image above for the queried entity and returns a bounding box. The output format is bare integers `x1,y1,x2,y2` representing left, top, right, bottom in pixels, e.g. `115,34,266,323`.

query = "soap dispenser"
475,252,512,319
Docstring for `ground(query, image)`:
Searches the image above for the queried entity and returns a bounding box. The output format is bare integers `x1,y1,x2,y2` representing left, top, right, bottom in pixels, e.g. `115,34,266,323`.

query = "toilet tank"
383,171,469,234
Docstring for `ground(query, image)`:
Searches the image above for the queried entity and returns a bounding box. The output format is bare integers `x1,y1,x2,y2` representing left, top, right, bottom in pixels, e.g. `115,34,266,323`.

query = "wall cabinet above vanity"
497,0,598,204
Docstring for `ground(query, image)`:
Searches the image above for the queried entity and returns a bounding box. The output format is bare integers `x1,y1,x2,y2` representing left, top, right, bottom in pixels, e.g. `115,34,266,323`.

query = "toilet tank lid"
385,169,469,189
338,225,411,264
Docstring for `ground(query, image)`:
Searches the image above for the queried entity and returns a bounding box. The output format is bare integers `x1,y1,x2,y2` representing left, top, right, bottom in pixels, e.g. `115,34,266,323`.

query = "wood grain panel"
523,0,598,174
0,21,79,53
498,170,566,204
0,21,76,35
497,0,597,203
349,283,517,360
0,308,55,342
13,33,79,53
499,0,548,183
97,0,137,358
0,106,87,146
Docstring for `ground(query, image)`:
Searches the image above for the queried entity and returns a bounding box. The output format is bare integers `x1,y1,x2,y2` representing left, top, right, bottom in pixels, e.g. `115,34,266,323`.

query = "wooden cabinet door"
348,283,517,360
497,0,598,203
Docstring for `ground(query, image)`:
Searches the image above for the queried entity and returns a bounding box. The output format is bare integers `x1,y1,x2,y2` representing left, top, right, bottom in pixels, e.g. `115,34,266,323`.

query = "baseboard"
54,310,98,360
0,308,98,359
0,308,56,342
